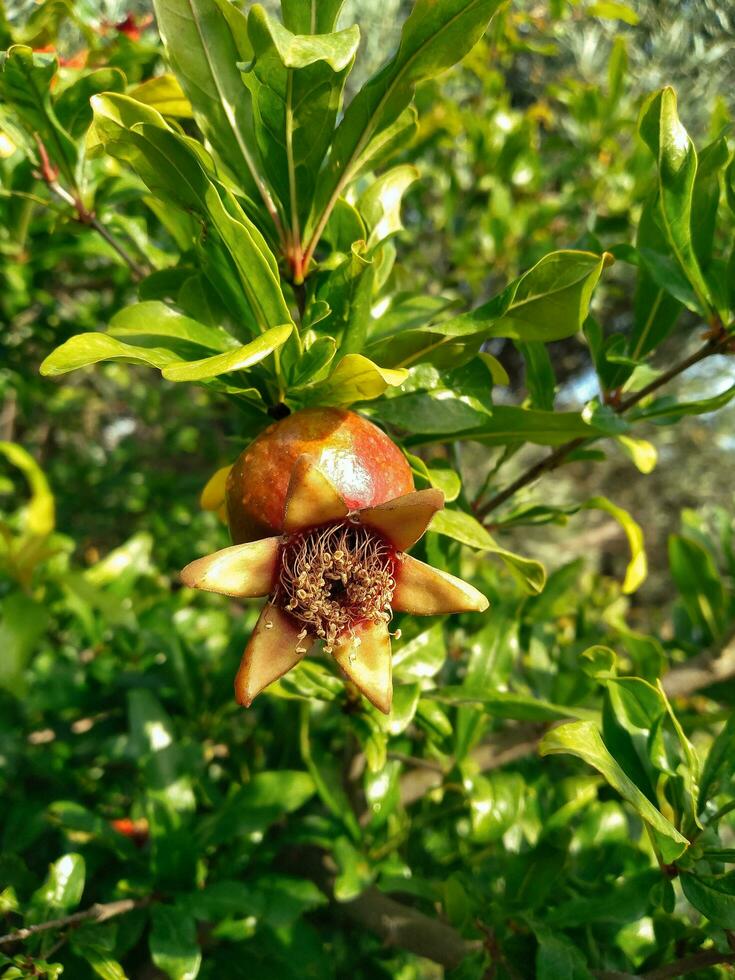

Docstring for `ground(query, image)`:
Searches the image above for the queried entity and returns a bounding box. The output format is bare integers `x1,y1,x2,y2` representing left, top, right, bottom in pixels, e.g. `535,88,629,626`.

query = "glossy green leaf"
699,713,735,811
109,301,237,352
151,0,261,199
616,434,657,474
406,453,461,502
71,927,126,980
358,164,419,247
545,871,660,927
89,94,293,335
639,87,713,313
0,441,54,536
404,405,602,447
32,853,85,912
128,690,195,813
631,382,735,424
313,243,376,356
307,0,503,244
281,0,345,33
161,324,291,380
469,771,524,843
127,74,193,118
584,496,647,593
0,592,48,696
392,623,446,680
0,45,76,182
669,533,727,641
533,925,593,980
40,333,179,376
54,68,126,139
245,7,359,229
150,905,201,980
305,353,407,406
430,507,546,594
681,873,735,929
332,837,374,901
691,136,729,271
300,703,360,839
539,721,688,863
588,1,638,23
427,687,595,721
628,199,684,360
198,770,314,846
435,251,609,342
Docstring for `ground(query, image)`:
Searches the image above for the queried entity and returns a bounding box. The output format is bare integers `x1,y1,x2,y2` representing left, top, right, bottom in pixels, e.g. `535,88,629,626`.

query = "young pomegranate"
182,408,488,713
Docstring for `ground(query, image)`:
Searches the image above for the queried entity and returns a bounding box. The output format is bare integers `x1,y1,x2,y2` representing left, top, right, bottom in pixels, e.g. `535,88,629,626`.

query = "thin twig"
45,180,148,281
477,330,732,518
640,949,735,979
0,898,149,947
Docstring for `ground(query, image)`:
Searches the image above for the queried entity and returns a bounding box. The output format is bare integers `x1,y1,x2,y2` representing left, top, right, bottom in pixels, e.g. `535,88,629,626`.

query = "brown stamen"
275,523,396,652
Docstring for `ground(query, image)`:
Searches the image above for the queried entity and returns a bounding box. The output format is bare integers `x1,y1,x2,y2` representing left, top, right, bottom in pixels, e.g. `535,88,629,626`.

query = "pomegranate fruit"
183,408,488,713
225,407,415,543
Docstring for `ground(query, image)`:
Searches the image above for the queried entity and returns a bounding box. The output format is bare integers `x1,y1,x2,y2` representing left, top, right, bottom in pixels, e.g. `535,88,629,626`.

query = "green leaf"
434,251,609,342
307,0,503,244
699,712,735,811
281,0,345,33
245,6,360,228
406,453,461,502
583,496,647,593
668,533,727,642
304,353,407,406
370,386,492,435
0,45,76,183
0,441,54,535
128,691,195,813
628,198,684,360
0,592,48,696
332,837,374,901
429,508,546,594
358,164,419,247
469,771,525,843
127,74,193,118
149,905,201,980
616,434,657,474
403,404,601,447
151,0,261,200
587,1,638,24
71,929,127,980
300,703,360,839
539,721,688,863
161,324,292,381
681,872,735,929
691,136,730,272
519,341,556,410
89,94,294,336
198,770,314,846
631,382,735,424
545,871,660,926
312,243,376,357
638,87,713,314
32,853,85,912
54,68,126,139
533,925,593,980
109,301,237,352
392,623,446,680
426,687,595,722
41,333,179,376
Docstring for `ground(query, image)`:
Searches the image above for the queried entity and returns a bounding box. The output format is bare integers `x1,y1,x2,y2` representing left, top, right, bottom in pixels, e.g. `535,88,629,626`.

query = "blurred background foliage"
2,0,735,977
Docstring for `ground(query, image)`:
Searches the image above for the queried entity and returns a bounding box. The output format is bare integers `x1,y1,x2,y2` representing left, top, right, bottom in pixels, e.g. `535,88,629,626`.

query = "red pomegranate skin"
226,408,415,544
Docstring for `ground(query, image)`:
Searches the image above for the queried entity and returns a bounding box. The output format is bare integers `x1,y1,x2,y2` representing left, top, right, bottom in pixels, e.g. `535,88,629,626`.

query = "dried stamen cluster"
275,521,396,653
